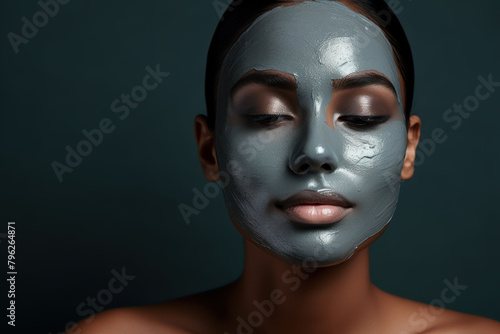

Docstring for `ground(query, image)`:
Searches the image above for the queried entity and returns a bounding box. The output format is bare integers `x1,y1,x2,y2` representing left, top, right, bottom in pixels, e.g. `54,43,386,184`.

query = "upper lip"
277,190,354,209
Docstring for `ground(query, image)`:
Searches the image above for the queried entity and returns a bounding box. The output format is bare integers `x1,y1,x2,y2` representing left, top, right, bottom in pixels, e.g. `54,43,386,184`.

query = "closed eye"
337,115,390,130
243,114,294,128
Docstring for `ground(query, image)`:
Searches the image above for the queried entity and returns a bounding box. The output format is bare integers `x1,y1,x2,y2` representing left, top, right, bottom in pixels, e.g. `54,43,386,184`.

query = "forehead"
217,1,402,119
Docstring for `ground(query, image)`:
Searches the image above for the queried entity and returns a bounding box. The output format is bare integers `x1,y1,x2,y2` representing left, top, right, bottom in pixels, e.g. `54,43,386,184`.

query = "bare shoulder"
67,306,191,334
424,311,500,334
68,285,231,334
376,288,500,334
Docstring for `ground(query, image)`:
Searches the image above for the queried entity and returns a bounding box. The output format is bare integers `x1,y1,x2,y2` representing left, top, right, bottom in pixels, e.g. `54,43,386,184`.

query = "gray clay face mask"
214,1,408,266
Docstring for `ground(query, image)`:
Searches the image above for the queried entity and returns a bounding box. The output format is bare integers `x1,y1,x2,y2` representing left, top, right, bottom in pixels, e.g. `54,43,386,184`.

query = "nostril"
321,163,333,172
298,164,310,173
290,153,337,175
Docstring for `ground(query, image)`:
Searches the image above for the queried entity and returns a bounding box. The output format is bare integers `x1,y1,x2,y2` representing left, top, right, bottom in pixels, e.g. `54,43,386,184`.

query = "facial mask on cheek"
214,1,408,266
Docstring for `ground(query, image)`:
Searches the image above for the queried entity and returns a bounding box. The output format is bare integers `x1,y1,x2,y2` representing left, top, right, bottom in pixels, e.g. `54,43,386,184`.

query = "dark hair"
205,0,414,129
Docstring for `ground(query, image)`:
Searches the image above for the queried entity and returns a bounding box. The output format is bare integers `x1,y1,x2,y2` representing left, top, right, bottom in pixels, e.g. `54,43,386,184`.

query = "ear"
194,114,220,182
401,115,422,180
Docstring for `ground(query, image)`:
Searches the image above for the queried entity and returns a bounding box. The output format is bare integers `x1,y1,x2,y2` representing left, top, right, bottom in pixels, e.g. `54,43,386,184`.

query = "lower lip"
282,205,352,225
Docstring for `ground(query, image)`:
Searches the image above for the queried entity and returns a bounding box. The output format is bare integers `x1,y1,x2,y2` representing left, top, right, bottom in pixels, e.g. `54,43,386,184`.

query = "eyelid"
337,115,390,122
231,84,299,114
242,114,294,128
336,115,390,130
243,114,294,122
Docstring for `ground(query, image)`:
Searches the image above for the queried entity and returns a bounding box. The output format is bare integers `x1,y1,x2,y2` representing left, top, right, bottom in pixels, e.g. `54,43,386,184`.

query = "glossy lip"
277,190,354,225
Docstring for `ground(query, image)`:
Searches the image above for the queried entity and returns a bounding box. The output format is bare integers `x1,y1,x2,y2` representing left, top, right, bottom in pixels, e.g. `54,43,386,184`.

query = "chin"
239,219,389,267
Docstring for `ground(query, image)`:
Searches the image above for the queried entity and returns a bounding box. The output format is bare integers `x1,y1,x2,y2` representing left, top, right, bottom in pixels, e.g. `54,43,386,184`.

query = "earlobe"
194,115,220,182
401,115,422,180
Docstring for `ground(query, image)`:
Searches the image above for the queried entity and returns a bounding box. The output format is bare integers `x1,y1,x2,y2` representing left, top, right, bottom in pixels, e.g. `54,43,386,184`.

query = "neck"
226,240,381,333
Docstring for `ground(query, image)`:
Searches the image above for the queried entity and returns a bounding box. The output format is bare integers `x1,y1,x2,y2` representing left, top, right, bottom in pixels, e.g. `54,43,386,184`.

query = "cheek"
340,121,407,194
216,127,294,230
219,127,293,186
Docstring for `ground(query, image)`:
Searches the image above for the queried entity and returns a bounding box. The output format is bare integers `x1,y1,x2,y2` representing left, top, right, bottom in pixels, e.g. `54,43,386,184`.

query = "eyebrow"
230,71,297,97
332,71,397,97
230,70,397,97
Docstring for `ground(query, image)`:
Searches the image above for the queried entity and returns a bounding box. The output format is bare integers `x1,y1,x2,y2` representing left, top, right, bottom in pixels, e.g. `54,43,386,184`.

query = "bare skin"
69,2,500,333
70,112,500,334
71,243,500,334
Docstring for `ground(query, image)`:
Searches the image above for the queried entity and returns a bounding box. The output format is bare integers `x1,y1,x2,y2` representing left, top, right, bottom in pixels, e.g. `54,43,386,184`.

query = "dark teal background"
1,0,499,332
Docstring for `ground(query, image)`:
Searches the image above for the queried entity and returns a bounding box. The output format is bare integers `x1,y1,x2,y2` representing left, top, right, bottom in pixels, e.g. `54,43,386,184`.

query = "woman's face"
214,1,407,266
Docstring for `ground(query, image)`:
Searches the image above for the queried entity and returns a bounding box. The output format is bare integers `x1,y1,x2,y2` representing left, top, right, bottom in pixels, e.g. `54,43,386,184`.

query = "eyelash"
337,115,390,130
244,114,294,127
243,114,389,130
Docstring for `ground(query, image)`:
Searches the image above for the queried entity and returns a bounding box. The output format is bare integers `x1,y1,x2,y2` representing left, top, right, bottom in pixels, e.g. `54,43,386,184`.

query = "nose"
289,123,338,175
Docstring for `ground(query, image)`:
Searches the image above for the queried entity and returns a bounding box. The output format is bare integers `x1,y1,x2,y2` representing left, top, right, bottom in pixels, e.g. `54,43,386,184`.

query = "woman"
74,0,500,333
